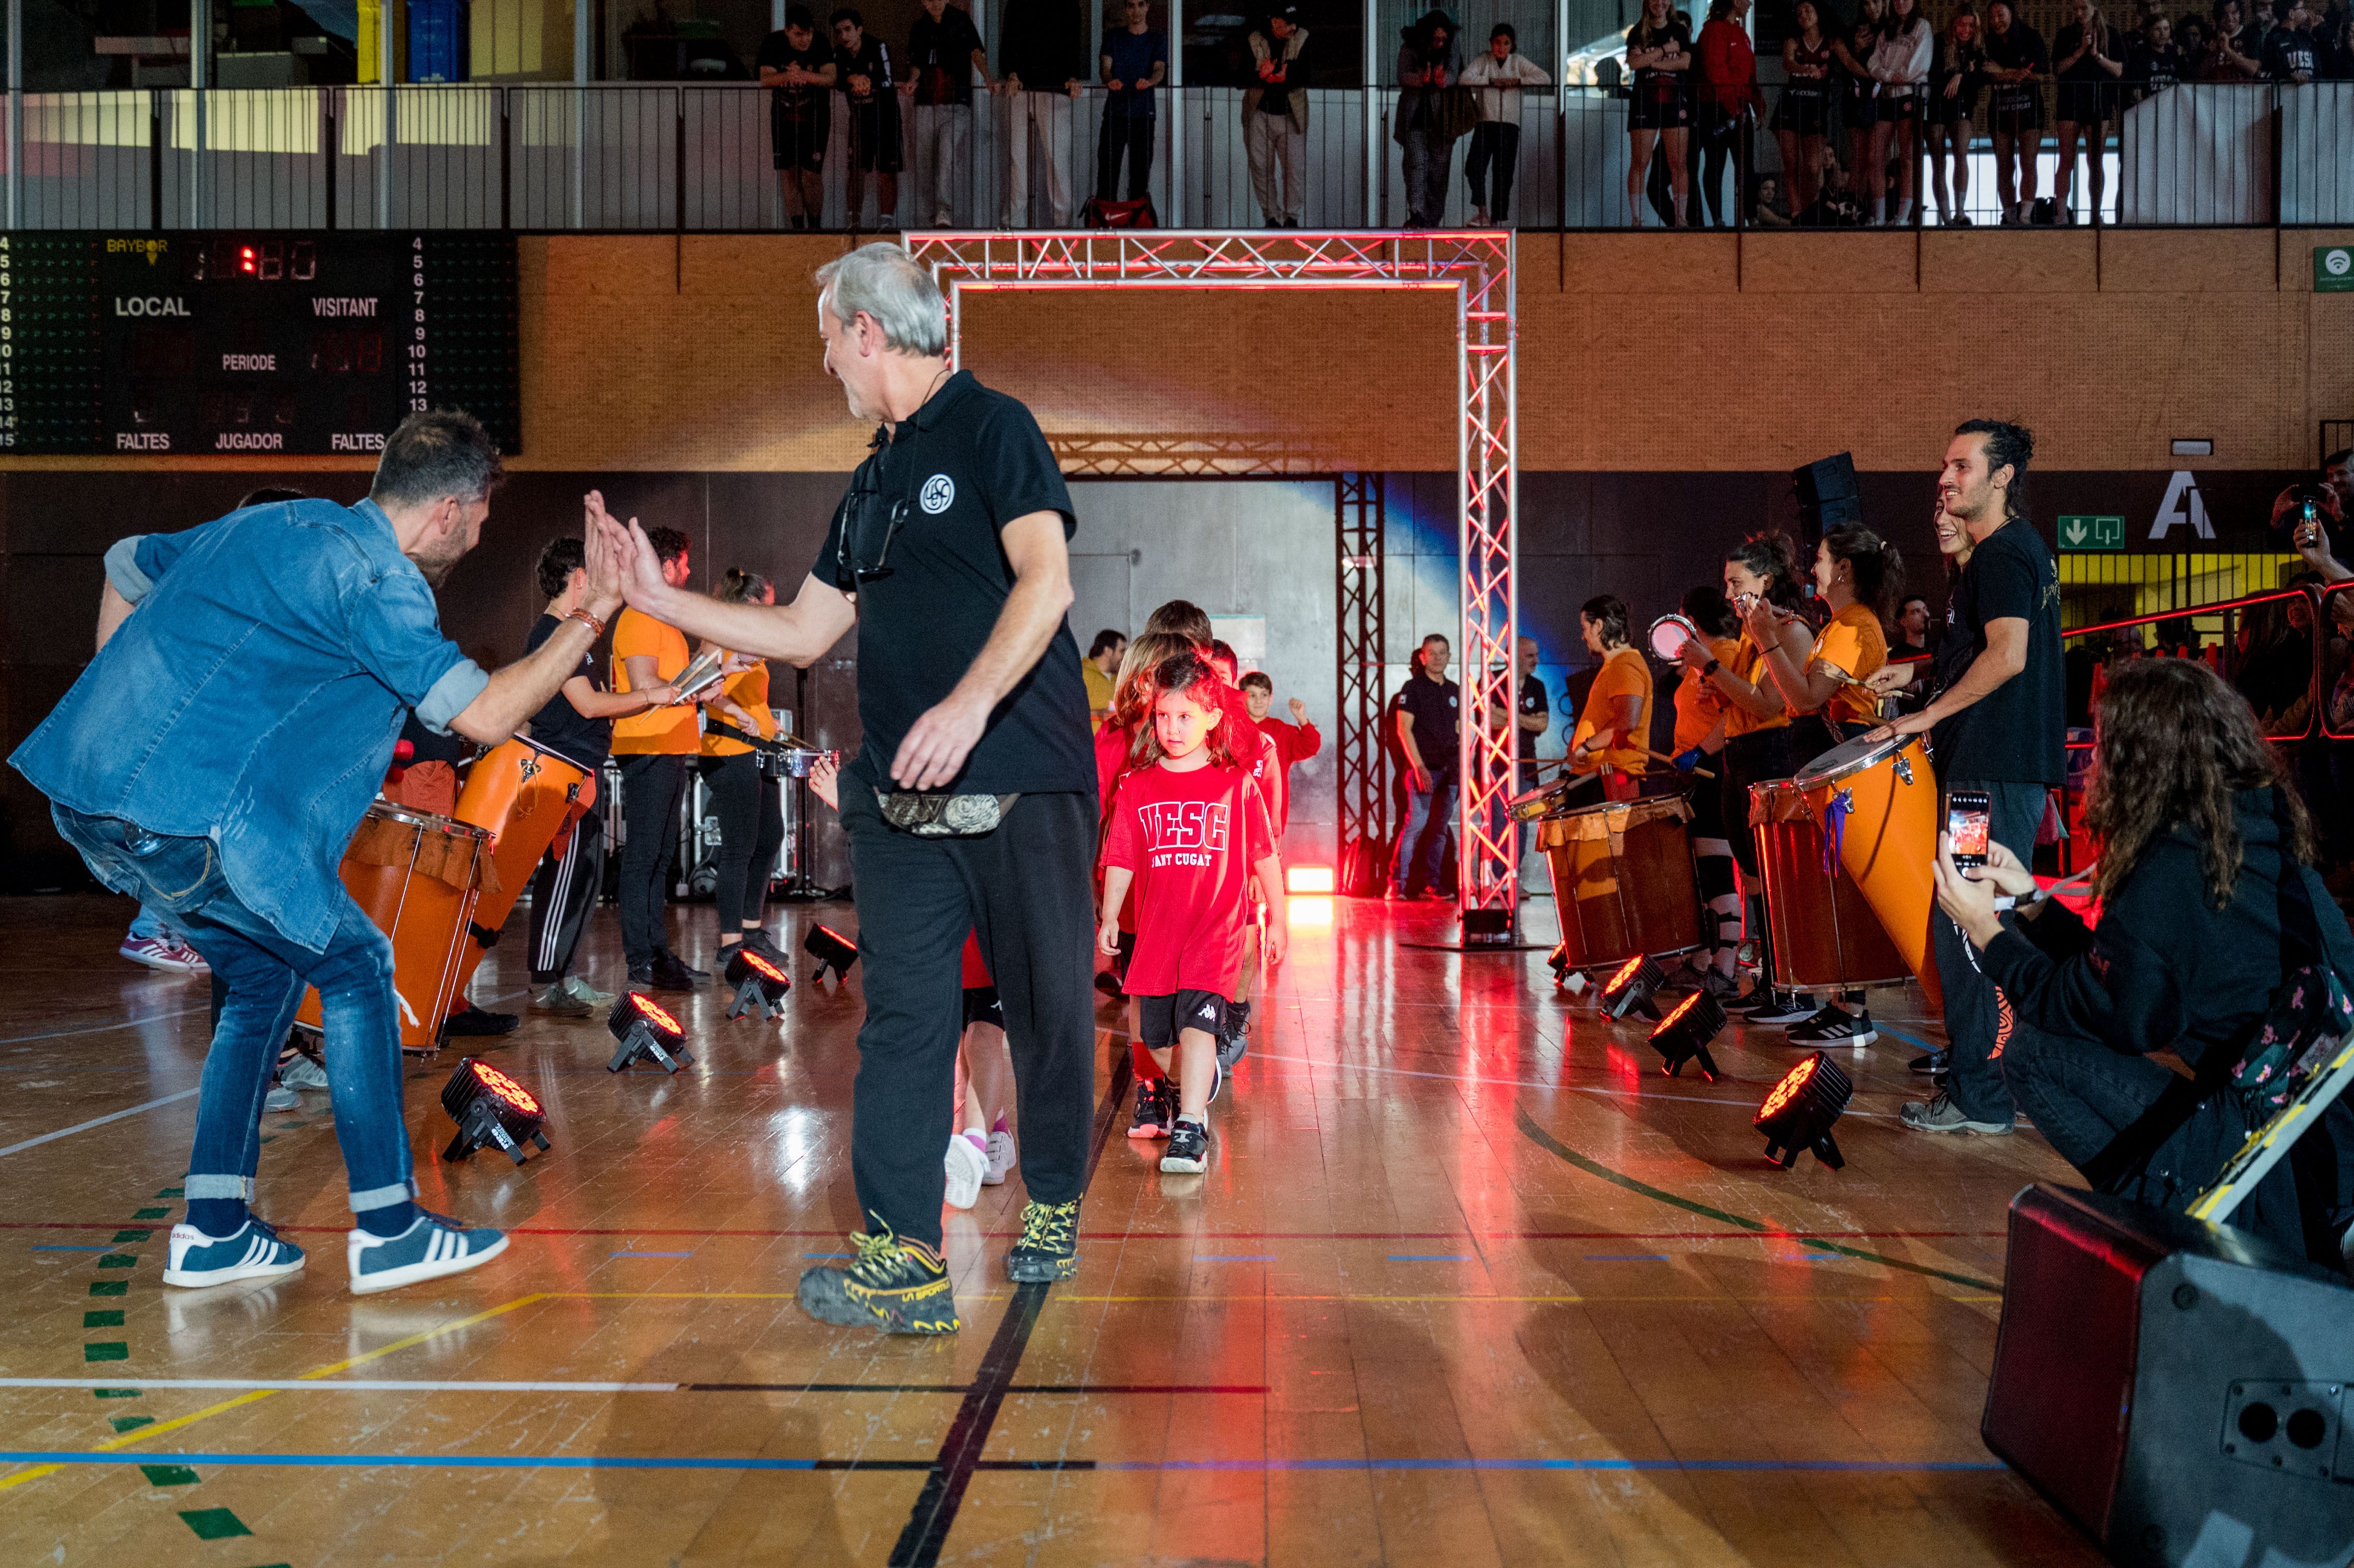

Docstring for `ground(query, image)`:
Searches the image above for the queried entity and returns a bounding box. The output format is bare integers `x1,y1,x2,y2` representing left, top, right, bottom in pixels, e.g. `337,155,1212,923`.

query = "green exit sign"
2059,514,2125,551
2320,245,2354,292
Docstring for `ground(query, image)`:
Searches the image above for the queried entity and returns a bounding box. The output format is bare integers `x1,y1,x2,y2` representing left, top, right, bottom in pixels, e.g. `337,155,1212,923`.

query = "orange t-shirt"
1808,602,1888,728
700,658,776,759
1722,633,1791,739
1672,635,1741,752
610,609,696,754
1569,646,1653,773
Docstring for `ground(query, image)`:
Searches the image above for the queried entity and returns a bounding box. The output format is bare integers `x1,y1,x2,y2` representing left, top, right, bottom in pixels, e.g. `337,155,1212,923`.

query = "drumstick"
1630,745,1716,780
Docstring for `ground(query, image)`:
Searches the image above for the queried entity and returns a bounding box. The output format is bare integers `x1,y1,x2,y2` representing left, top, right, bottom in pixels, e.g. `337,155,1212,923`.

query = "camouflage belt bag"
874,787,1020,838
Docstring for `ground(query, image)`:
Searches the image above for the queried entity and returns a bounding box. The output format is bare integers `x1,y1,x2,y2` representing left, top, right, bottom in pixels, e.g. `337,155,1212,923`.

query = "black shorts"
1629,87,1690,129
2054,81,2109,123
1139,989,1232,1049
962,984,1002,1030
771,100,829,171
1925,85,1976,125
1991,91,2044,132
1773,88,1828,136
1842,87,1879,129
846,97,906,173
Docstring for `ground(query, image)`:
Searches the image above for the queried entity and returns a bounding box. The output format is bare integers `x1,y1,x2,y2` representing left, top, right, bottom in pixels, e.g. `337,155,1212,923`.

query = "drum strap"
1821,787,1853,878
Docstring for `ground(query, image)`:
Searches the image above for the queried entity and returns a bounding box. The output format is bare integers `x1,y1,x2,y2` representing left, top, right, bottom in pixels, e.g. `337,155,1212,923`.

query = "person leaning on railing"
1396,9,1464,228
995,0,1087,227
1098,0,1168,207
1461,22,1550,227
1244,5,1312,227
1867,0,1933,224
901,0,992,229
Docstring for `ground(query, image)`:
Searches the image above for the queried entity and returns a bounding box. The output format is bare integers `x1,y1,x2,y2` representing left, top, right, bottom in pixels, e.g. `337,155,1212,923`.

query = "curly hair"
1725,531,1806,611
2085,658,2315,909
1134,650,1247,771
1681,583,1740,637
1581,593,1631,648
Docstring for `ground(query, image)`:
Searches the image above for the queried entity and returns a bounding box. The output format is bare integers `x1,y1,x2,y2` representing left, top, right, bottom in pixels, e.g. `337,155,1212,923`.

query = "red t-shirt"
1102,760,1276,997
1253,714,1322,832
960,931,991,989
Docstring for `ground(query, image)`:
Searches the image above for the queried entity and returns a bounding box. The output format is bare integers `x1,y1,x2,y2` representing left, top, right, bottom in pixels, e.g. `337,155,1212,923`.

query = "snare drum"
772,747,833,780
439,737,595,1018
1791,733,1943,1010
1536,795,1704,972
1749,778,1914,992
296,801,495,1053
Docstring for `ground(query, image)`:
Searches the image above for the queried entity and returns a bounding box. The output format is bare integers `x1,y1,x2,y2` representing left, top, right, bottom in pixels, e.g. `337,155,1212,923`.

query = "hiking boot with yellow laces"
1006,1198,1081,1283
796,1221,960,1334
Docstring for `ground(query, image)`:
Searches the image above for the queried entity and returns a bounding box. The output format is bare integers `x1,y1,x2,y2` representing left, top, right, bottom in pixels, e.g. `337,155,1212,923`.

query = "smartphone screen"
1946,790,1992,871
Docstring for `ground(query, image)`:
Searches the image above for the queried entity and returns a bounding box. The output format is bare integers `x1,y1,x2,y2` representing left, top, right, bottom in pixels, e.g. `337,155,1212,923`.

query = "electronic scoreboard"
1,231,520,456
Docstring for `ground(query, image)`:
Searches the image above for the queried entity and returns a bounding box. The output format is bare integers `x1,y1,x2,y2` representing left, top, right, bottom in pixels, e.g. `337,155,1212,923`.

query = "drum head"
1507,780,1561,812
1647,613,1702,662
1793,731,1907,789
366,799,491,840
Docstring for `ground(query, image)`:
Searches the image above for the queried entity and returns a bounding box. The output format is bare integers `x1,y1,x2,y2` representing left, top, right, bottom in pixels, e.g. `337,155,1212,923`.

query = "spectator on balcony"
1869,0,1933,223
1774,0,1835,215
760,6,837,231
2196,0,2263,74
1624,0,1696,226
1396,10,1464,227
1462,22,1550,226
1691,0,1763,228
2325,447,2353,514
903,0,991,228
2320,2,2354,74
997,0,1087,227
1927,2,1986,223
2124,12,2186,101
1828,0,1884,223
1098,0,1168,206
1984,0,2049,224
832,9,904,230
1751,170,1795,223
2261,0,2321,80
1245,5,1311,227
1798,142,1867,221
2176,13,2211,74
2052,0,2123,223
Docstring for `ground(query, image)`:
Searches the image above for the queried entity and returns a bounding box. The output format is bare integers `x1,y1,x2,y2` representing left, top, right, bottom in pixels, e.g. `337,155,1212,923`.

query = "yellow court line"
0,1293,550,1495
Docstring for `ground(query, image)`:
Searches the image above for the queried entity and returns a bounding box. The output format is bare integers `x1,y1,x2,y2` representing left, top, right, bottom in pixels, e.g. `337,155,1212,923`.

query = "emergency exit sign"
2319,245,2354,292
2058,514,2125,550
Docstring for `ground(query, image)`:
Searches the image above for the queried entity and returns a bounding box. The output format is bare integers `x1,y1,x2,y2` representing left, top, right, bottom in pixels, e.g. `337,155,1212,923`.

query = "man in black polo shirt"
1388,633,1461,899
612,243,1096,1336
1872,419,2064,1136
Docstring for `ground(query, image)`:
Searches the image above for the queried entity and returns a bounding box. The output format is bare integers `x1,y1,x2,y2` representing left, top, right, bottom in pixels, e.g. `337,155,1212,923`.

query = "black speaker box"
1983,1183,2354,1568
1794,451,1859,506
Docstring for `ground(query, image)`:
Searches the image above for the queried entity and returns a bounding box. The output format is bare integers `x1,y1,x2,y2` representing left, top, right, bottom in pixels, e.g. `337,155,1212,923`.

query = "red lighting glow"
469,1061,540,1116
1649,993,1702,1037
630,994,682,1035
1757,1056,1822,1123
1285,865,1336,894
238,245,257,274
741,950,786,983
1606,955,1646,990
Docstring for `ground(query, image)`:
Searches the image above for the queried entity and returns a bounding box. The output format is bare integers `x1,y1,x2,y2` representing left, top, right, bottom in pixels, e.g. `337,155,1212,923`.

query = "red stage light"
468,1061,541,1116
608,991,692,1073
439,1056,550,1165
741,950,785,983
1755,1051,1853,1169
1651,992,1701,1035
1757,1055,1820,1121
1606,955,1646,990
724,945,792,1021
629,993,682,1036
1647,989,1725,1080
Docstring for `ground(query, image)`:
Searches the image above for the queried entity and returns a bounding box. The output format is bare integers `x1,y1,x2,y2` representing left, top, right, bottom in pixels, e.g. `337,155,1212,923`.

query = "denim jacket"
10,497,488,952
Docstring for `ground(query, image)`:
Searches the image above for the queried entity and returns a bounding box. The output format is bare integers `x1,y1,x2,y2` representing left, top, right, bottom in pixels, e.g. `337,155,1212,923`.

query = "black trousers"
1931,779,2046,1126
617,753,688,971
699,751,783,932
1464,123,1520,219
526,809,604,986
840,782,1098,1250
1095,109,1153,201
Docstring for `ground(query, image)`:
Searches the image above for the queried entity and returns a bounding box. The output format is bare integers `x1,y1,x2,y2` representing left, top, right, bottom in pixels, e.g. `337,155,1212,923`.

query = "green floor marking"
84,1310,124,1328
97,1255,138,1269
109,1416,153,1433
1511,1103,2004,1293
140,1465,199,1487
154,1187,184,1199
91,1389,140,1399
133,1208,169,1221
179,1509,251,1541
89,1280,127,1297
111,1230,152,1244
83,1342,128,1363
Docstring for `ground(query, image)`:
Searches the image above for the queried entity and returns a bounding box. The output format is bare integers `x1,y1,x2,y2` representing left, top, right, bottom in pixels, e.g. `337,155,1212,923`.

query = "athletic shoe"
944,1134,987,1210
120,936,205,973
164,940,211,973
563,976,616,1009
646,953,698,993
1127,1076,1173,1139
1208,1055,1224,1105
984,1128,1017,1186
1910,1050,1950,1076
1744,995,1821,1028
1160,1117,1209,1174
263,1085,300,1113
346,1211,511,1296
530,983,592,1018
663,948,712,981
277,1054,330,1092
1698,969,1743,1003
744,929,789,968
1899,1092,2014,1135
1007,1198,1081,1282
1217,998,1250,1069
1726,988,1782,1016
798,1224,961,1333
1094,970,1124,998
1786,1007,1877,1047
442,1004,519,1037
163,1218,305,1288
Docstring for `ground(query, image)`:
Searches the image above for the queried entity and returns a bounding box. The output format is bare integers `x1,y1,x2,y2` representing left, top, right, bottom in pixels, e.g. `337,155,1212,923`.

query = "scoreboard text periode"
2,231,520,457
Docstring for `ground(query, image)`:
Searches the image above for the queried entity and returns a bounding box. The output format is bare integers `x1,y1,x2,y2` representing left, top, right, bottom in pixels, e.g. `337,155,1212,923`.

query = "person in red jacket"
1694,0,1768,227
1238,671,1321,836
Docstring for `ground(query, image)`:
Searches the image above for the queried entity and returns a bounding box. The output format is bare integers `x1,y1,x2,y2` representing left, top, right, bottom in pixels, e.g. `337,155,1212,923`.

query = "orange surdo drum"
295,800,495,1053
1789,733,1943,1011
441,737,594,1017
1749,778,1914,993
1536,795,1704,972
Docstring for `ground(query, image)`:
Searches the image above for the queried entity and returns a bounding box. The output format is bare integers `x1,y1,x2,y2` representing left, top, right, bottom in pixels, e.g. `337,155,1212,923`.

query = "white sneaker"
163,1219,305,1288
278,1055,330,1092
984,1128,1016,1186
347,1212,509,1296
944,1135,987,1210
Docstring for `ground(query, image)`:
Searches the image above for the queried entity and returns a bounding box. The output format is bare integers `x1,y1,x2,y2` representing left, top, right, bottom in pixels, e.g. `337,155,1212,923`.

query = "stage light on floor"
1287,895,1333,927
1647,990,1725,1081
724,945,792,1021
439,1057,550,1165
608,991,693,1074
1286,864,1335,894
1599,954,1668,1021
1755,1051,1853,1169
805,924,858,984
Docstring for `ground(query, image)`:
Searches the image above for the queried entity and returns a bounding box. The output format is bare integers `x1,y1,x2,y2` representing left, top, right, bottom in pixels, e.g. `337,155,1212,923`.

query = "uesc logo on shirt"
920,474,956,515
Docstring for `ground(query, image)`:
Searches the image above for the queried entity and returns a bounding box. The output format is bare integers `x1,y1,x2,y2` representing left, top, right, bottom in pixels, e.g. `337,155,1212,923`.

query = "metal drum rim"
1792,733,1918,789
364,800,494,840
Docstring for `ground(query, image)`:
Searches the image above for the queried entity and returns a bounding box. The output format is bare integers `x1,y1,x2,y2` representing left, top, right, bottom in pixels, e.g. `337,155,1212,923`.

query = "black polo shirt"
813,370,1093,797
1396,670,1461,779
1516,669,1547,760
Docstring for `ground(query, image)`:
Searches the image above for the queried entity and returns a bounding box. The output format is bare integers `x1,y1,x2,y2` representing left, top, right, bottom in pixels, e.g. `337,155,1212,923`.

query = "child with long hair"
1098,651,1288,1174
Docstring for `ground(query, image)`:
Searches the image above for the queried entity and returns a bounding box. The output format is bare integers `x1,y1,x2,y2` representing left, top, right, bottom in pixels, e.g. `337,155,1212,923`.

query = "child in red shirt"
1098,651,1288,1174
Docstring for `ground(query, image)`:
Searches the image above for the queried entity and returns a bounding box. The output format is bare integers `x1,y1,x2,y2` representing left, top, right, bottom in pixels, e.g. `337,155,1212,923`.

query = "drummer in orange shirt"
1565,594,1653,803
1666,585,1744,995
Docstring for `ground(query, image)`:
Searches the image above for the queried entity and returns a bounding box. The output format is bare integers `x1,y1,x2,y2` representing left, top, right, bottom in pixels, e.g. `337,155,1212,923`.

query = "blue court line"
610,1251,694,1259
1873,1023,1942,1053
0,1450,2007,1475
1585,1255,1671,1262
1388,1255,1470,1262
31,1245,112,1253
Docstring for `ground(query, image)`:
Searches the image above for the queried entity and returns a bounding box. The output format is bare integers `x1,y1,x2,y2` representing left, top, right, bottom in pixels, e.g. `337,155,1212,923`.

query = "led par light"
724,945,792,1022
439,1057,550,1165
1599,953,1668,1021
1755,1051,1854,1170
607,991,692,1075
805,923,859,984
1647,990,1726,1081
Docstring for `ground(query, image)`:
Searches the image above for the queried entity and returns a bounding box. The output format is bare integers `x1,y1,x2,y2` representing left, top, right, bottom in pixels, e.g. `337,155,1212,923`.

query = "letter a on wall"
2150,471,2214,541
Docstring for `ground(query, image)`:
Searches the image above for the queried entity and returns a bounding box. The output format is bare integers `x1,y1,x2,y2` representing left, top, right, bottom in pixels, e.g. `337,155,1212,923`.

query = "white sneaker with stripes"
163,1219,306,1288
346,1211,509,1296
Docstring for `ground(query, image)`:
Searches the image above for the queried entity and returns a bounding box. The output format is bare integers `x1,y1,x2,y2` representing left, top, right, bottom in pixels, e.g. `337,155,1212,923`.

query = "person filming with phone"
1866,419,2065,1136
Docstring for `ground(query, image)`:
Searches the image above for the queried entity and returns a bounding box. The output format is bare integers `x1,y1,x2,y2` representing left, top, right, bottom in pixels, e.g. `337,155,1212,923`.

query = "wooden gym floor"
0,890,2104,1566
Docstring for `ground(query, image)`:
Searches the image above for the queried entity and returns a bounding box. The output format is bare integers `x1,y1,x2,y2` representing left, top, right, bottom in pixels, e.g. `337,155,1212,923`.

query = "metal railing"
2,79,2347,232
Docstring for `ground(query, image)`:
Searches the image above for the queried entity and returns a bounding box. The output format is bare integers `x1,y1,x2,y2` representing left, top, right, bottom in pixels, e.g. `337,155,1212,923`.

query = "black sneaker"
1910,1050,1950,1075
1217,998,1251,1068
646,953,698,992
1786,1006,1877,1046
663,948,712,981
1745,992,1821,1027
1126,1077,1173,1139
441,1003,519,1037
1006,1198,1081,1282
796,1224,961,1334
1094,970,1124,998
627,964,655,988
744,929,789,967
1160,1116,1209,1174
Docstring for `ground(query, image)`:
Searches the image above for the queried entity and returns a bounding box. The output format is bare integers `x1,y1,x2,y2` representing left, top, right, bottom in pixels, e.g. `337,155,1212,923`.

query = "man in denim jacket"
10,410,630,1297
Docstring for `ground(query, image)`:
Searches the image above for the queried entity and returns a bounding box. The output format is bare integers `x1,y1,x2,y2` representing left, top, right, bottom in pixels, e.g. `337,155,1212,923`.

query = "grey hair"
814,243,948,358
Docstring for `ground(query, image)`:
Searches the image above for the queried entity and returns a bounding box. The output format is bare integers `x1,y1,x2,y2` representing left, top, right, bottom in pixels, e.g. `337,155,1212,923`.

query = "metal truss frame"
1335,473,1386,893
905,229,1520,922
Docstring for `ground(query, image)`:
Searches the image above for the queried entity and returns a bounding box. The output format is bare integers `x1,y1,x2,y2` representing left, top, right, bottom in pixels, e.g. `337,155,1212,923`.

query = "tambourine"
1646,613,1703,662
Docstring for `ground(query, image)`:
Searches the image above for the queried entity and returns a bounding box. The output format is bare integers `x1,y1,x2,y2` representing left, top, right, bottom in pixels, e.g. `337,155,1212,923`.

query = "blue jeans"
54,805,416,1217
128,904,187,944
1388,775,1457,895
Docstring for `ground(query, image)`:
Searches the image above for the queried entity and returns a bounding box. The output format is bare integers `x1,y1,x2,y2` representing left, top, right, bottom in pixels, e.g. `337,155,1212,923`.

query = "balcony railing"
2,80,2347,232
